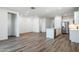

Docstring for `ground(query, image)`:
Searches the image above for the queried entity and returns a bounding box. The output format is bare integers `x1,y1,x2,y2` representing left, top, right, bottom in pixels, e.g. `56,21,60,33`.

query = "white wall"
20,16,41,33
32,16,40,32
0,9,8,40
19,16,33,33
20,16,48,33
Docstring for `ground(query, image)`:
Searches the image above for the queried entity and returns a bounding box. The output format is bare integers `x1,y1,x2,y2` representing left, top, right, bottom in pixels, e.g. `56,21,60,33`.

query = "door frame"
7,11,20,38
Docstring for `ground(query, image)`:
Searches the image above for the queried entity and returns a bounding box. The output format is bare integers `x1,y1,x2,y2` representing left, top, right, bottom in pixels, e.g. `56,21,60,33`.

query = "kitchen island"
46,28,54,39
69,24,79,43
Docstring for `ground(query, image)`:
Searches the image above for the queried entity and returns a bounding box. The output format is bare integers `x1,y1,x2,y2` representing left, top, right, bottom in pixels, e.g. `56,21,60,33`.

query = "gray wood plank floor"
0,33,79,52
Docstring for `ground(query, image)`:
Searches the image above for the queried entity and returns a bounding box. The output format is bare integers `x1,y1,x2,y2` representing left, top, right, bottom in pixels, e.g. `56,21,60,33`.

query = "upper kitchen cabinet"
74,11,79,24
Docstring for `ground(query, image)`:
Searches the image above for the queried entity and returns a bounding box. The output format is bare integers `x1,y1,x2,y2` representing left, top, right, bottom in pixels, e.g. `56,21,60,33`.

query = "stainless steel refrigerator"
61,21,69,34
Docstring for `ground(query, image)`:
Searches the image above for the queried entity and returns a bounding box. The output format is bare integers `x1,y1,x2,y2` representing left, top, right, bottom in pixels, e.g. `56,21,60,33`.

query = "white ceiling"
1,7,79,17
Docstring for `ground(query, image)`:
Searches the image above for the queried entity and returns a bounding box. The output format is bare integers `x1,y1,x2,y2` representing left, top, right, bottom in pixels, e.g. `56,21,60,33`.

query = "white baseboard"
0,37,8,40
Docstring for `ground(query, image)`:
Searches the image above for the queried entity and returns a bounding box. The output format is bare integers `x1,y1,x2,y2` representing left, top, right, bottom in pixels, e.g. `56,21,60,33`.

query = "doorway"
8,12,19,38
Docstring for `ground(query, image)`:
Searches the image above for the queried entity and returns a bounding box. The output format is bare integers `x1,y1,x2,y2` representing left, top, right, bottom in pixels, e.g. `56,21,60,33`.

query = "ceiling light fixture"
30,7,35,9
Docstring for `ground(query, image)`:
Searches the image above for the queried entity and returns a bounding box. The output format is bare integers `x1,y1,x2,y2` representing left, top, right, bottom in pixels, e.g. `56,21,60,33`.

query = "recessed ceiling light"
46,9,51,13
58,7,62,10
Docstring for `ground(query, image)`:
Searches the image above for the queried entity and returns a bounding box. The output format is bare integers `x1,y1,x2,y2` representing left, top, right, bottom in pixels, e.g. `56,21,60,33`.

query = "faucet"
77,26,78,29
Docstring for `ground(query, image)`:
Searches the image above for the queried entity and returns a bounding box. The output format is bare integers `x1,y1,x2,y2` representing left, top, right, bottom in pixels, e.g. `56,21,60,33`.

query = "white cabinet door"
70,30,79,43
74,11,79,24
46,28,54,39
